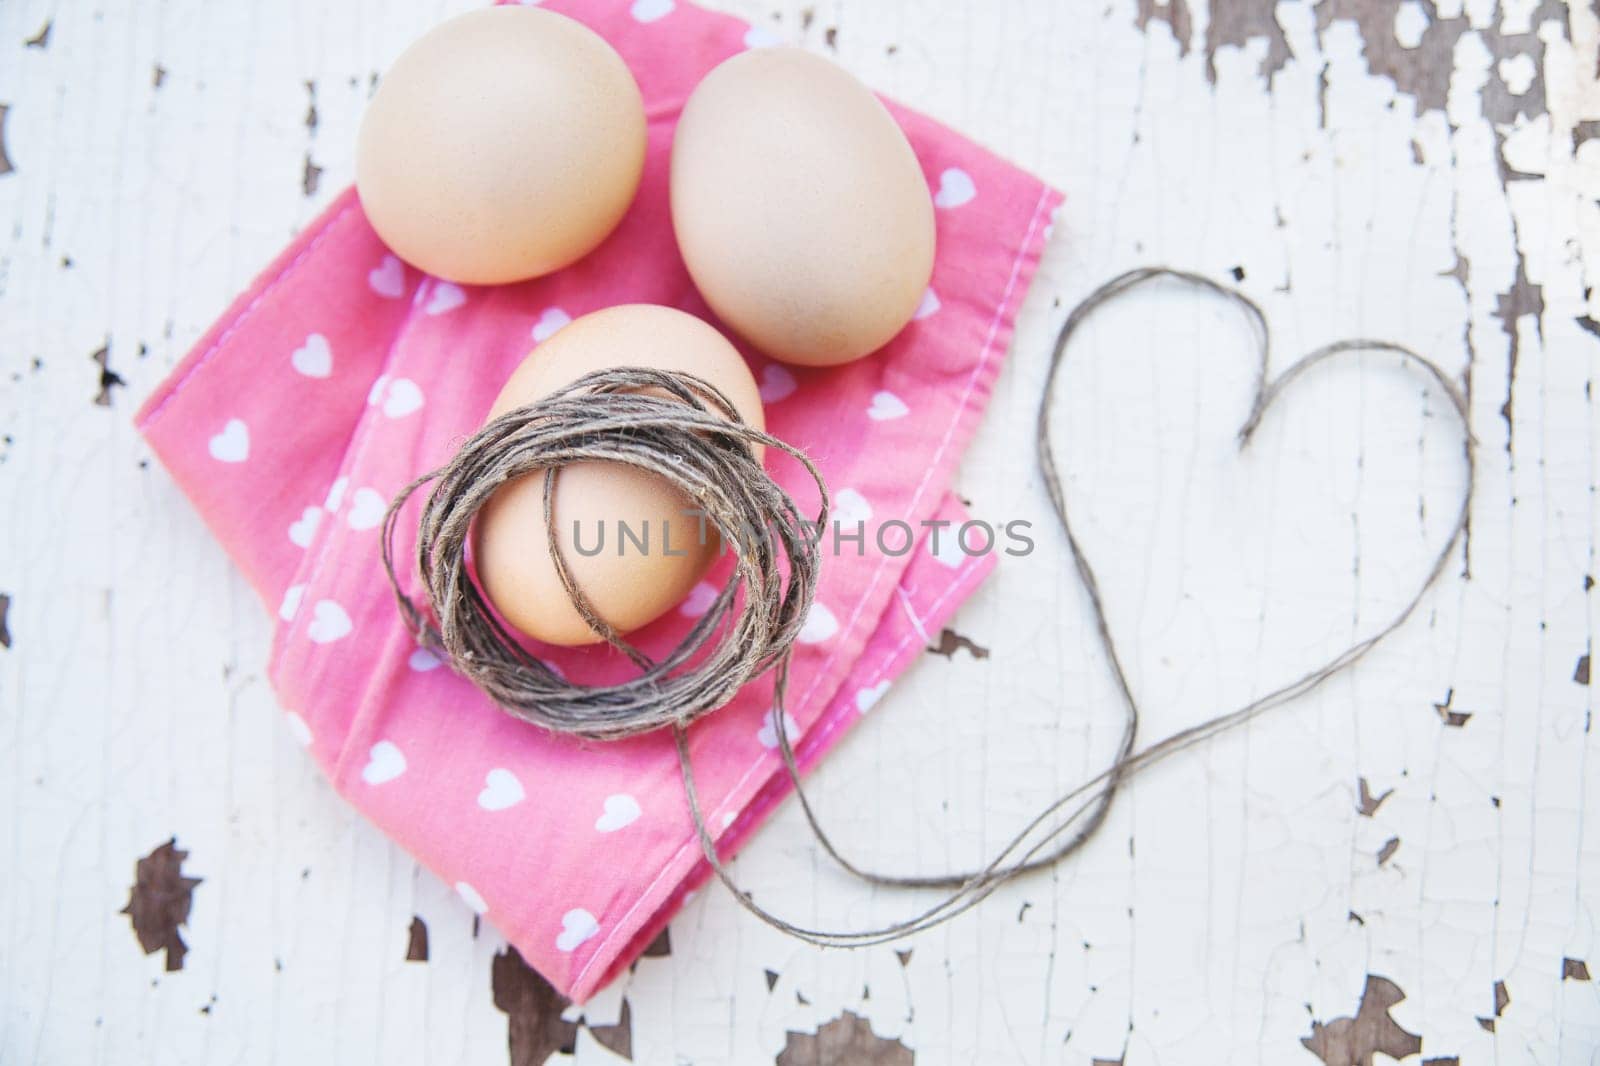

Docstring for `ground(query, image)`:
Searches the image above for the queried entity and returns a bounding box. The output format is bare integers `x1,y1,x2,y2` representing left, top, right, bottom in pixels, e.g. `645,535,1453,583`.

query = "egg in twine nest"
380,365,828,742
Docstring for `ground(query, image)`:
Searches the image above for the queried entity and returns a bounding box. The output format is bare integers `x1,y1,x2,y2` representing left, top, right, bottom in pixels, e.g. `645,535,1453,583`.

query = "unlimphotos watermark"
563,511,1036,559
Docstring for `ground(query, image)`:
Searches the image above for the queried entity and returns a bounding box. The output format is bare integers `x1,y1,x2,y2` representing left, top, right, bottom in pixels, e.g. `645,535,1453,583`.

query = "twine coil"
380,366,827,741
383,269,1476,949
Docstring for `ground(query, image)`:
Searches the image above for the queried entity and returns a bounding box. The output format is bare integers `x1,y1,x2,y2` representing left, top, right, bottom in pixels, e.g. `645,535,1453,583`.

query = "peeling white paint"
1,0,1597,1064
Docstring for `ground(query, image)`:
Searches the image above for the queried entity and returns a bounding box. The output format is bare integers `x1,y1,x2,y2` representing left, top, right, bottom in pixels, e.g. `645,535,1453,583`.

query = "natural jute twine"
383,267,1476,948
381,366,827,741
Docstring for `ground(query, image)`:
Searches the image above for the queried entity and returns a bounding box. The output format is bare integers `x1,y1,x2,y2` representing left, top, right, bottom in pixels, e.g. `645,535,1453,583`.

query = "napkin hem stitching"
137,197,363,430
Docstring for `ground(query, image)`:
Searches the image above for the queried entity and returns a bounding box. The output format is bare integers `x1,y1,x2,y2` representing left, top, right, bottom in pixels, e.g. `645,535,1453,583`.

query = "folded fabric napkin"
136,0,1059,1001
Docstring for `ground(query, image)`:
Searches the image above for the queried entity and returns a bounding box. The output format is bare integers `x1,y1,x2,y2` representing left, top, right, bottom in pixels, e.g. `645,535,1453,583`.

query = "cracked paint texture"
1,0,1598,1063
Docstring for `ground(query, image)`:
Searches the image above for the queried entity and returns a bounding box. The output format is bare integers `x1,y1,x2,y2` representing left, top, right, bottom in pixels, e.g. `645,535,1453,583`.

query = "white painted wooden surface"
3,0,1598,1063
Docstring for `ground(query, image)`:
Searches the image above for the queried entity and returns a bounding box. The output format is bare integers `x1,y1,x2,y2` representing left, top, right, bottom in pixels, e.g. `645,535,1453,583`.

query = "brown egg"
357,7,645,285
670,47,936,367
475,305,765,647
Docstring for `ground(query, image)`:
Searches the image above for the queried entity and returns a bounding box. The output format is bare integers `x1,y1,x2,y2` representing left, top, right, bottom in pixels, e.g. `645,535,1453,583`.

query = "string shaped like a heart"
1025,268,1476,871
679,267,1475,948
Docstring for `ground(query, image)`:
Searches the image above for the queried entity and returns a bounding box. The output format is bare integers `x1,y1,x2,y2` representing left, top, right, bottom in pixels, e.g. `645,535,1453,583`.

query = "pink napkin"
136,0,1059,1001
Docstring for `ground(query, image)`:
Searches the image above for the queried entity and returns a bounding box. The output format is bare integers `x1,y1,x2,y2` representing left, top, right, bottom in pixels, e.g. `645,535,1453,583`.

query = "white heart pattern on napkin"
368,376,424,418
629,0,673,23
856,679,891,713
279,584,305,622
933,167,976,209
208,419,249,463
594,793,641,832
408,646,442,672
679,581,719,618
288,505,322,548
307,599,352,644
797,602,839,644
424,280,466,315
361,740,406,785
531,307,572,342
346,487,386,531
867,391,909,421
477,768,526,811
758,364,797,403
291,333,332,378
556,909,600,952
383,379,424,418
368,255,406,298
913,288,941,321
832,488,872,526
757,707,801,749
323,476,349,512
